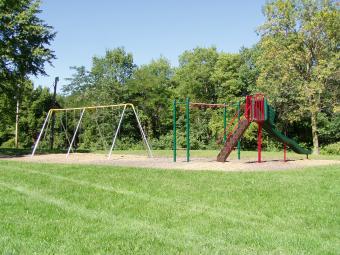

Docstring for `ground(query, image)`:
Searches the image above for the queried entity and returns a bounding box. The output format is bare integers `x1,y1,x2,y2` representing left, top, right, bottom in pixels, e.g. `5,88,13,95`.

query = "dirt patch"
2,153,339,172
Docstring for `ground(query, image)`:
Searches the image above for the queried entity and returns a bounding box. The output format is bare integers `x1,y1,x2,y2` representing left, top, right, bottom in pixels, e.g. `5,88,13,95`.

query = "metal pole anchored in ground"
186,97,190,162
173,99,177,162
237,101,241,160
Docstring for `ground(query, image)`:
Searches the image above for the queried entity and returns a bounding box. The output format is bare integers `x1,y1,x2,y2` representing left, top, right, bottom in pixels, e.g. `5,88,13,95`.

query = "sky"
32,0,266,90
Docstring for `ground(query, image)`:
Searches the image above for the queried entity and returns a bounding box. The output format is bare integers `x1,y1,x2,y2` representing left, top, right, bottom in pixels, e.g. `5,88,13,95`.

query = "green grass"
0,161,339,254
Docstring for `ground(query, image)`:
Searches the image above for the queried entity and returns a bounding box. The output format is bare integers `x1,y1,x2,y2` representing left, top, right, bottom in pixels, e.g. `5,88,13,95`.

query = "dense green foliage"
321,141,340,155
0,0,338,153
0,161,339,253
0,0,55,95
0,85,54,148
256,0,339,153
0,0,55,148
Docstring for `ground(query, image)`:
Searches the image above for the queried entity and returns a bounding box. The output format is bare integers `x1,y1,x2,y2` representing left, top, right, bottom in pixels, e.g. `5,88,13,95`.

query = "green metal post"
173,99,177,162
264,98,268,121
186,97,190,162
223,103,227,142
237,101,241,160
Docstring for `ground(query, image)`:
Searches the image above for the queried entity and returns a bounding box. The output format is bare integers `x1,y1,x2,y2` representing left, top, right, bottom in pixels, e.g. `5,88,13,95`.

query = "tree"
62,48,141,149
90,47,136,104
0,0,55,148
211,52,246,102
0,0,56,94
128,57,173,138
63,66,92,95
256,0,339,154
174,47,219,102
18,86,54,147
238,46,260,96
63,66,93,107
0,84,54,147
64,47,136,106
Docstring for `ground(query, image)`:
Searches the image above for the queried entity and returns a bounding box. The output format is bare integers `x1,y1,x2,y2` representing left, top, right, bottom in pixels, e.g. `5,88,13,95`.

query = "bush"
0,138,15,148
150,134,173,150
321,142,340,155
113,137,145,150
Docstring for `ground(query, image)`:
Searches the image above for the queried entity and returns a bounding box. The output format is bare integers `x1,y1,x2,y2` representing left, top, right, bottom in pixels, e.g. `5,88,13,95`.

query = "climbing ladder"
217,95,263,162
217,117,250,162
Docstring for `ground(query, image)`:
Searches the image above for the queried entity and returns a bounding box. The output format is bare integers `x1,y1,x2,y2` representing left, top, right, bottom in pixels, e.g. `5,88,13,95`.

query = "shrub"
0,138,15,148
150,134,173,150
321,142,340,155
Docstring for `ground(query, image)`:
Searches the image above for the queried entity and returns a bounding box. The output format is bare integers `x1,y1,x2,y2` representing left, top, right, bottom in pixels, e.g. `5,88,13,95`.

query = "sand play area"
1,153,339,172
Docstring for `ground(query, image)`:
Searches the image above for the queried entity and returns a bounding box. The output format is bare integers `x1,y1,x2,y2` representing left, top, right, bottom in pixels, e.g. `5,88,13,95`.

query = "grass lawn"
0,161,339,254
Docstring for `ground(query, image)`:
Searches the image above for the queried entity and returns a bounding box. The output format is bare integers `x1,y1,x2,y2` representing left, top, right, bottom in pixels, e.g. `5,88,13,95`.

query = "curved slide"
263,106,311,155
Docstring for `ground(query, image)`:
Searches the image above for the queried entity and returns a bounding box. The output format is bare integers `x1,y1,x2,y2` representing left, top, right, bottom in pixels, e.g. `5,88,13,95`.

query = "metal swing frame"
31,103,153,158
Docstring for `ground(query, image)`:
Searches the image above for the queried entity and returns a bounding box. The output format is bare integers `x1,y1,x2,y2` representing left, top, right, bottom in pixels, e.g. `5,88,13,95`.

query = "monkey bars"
172,98,241,162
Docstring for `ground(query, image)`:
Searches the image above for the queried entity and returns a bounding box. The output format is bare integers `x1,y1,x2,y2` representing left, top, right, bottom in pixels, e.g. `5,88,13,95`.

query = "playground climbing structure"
217,94,311,162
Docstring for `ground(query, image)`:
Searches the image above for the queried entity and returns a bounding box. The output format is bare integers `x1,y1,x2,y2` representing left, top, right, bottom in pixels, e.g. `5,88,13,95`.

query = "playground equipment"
173,94,311,163
172,98,241,162
31,103,153,158
217,94,311,162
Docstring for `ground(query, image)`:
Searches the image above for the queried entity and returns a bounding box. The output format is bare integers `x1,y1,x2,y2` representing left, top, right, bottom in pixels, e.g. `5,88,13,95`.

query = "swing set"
31,103,153,158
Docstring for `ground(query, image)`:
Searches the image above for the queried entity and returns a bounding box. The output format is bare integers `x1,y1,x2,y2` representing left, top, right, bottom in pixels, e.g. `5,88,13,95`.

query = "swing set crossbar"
47,103,133,112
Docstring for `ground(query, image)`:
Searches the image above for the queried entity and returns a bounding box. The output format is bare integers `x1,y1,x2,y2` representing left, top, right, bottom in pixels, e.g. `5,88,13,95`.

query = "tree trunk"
311,110,319,155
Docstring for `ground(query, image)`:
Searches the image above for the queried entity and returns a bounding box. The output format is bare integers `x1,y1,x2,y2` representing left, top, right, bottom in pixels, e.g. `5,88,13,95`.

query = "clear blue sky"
32,0,266,90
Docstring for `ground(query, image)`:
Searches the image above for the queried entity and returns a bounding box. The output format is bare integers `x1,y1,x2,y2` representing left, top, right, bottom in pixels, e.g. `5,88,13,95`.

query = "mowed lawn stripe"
1,162,332,236
2,165,282,224
1,162,337,224
2,165,303,249
0,181,233,251
1,162,338,232
0,161,339,254
0,183,232,254
0,178,302,254
6,163,338,242
0,180,274,254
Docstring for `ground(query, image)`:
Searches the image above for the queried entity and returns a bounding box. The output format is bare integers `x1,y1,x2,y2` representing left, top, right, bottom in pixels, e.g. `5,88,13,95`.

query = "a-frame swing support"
31,110,52,156
108,105,126,159
31,103,153,158
66,108,85,158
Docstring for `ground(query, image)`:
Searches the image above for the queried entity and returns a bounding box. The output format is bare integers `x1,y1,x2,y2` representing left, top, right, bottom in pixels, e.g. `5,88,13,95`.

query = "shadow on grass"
0,148,91,158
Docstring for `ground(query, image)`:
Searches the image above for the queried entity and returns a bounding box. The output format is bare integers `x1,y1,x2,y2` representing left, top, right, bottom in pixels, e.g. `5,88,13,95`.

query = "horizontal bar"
49,103,133,112
175,102,239,108
190,103,227,108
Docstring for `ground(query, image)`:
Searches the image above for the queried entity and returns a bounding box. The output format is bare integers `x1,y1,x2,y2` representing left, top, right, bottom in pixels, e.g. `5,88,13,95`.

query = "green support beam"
173,99,177,162
223,103,227,142
186,97,190,162
237,101,241,160
174,98,238,163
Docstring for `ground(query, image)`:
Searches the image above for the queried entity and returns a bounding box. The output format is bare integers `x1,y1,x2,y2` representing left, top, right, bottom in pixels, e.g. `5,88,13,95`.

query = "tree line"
0,0,339,154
